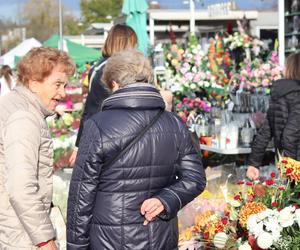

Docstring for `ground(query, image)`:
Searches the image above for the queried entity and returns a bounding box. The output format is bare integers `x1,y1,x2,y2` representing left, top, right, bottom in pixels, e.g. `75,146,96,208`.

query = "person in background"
80,62,91,88
68,24,138,166
0,65,16,96
67,49,206,250
0,47,75,249
247,52,300,180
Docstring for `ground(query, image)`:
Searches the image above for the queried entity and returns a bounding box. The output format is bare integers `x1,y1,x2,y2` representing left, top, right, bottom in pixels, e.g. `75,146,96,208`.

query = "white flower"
190,83,197,90
204,81,210,88
278,206,296,228
238,242,252,250
264,216,281,234
213,232,228,249
248,219,264,238
257,232,273,249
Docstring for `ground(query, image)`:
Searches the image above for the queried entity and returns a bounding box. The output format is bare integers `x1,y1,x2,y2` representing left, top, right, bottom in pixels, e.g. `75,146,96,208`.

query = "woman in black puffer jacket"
67,49,206,250
69,24,138,166
247,52,300,180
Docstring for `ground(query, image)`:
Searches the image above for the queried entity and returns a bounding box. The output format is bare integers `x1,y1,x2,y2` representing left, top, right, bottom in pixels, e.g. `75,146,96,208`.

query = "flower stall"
158,30,283,160
177,156,300,250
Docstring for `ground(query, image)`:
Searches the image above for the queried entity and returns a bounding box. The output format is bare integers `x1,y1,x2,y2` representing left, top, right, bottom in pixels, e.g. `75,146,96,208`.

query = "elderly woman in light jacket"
0,47,75,249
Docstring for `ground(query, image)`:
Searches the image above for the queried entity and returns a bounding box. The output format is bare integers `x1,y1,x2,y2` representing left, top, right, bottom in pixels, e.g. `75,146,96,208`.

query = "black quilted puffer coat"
248,79,300,167
67,83,206,250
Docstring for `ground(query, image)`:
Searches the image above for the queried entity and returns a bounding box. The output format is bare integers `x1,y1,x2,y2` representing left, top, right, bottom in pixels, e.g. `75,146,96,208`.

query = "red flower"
286,168,293,175
225,211,230,217
246,182,253,186
270,172,276,178
272,202,279,207
279,186,285,191
237,180,245,185
248,234,264,250
221,218,228,225
281,159,288,164
203,232,209,240
234,195,241,200
265,179,274,186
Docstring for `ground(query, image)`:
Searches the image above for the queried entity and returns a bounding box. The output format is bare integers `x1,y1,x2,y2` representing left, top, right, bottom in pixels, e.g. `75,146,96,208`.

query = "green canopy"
122,0,149,54
43,35,101,70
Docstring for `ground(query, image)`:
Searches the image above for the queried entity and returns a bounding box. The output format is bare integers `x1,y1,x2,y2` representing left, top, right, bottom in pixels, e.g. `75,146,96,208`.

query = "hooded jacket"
0,86,55,249
67,83,206,250
75,58,111,147
248,79,300,167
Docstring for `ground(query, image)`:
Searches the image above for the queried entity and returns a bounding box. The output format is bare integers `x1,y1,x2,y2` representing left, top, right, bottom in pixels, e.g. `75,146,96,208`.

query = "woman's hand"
68,148,78,167
140,198,164,226
39,240,58,250
247,166,260,181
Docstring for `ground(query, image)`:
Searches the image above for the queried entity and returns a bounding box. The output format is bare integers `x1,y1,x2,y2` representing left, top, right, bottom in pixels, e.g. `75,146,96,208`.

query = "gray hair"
101,49,154,89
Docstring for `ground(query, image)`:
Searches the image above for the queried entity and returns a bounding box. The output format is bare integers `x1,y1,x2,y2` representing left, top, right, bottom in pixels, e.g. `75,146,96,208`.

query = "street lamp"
183,0,196,34
59,0,63,51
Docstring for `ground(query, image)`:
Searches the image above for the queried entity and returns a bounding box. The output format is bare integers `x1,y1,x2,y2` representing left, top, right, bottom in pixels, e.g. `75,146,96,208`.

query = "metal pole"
190,0,195,33
278,0,285,66
59,0,63,51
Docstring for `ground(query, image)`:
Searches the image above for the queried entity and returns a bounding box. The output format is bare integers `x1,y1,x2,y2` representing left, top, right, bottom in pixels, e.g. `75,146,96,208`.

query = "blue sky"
0,0,278,22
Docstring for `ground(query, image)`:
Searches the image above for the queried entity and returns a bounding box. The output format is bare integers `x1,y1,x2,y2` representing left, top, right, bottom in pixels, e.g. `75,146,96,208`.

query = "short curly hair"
101,49,153,89
17,47,76,86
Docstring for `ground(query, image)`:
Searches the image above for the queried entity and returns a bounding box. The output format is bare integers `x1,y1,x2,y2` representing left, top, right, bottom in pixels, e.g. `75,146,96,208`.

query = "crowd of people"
0,25,206,250
0,22,300,250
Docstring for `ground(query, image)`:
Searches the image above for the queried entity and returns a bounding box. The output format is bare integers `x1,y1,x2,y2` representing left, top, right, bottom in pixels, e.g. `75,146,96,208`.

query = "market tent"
43,35,101,69
0,38,42,68
122,0,149,54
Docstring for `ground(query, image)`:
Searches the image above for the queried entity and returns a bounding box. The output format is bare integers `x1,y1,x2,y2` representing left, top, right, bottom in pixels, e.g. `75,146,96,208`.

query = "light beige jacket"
0,86,55,249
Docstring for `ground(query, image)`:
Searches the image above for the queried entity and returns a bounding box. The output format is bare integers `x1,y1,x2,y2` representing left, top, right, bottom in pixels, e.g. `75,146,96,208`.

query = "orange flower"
239,202,267,228
253,183,266,197
203,219,224,239
194,210,214,232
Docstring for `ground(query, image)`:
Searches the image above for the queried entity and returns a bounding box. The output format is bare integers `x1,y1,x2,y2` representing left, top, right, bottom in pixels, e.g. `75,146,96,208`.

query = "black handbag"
102,109,164,170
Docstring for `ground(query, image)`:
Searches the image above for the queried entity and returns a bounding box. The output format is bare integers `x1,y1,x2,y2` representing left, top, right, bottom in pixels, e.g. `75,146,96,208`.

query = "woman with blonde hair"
67,50,206,249
0,65,16,96
69,24,138,166
0,47,75,249
247,52,300,180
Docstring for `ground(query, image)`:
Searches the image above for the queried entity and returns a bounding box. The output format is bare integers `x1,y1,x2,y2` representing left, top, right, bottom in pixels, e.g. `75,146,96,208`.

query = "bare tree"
22,0,82,42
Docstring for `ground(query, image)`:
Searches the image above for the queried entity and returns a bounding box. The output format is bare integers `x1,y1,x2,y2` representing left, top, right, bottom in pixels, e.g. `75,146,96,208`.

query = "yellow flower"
279,157,300,182
179,227,193,242
171,59,179,66
239,202,266,228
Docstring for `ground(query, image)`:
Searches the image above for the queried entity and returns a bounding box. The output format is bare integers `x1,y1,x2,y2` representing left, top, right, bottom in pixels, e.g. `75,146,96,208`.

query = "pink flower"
184,72,194,81
193,74,202,82
177,103,183,109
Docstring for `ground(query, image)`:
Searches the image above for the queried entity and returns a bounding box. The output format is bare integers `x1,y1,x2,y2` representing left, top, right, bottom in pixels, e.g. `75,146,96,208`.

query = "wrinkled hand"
68,149,78,167
247,166,260,181
39,240,58,250
140,198,164,226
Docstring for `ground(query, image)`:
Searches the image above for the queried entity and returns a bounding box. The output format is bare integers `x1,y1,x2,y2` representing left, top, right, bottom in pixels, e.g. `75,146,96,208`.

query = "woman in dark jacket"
247,52,300,180
67,49,206,250
69,24,138,166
